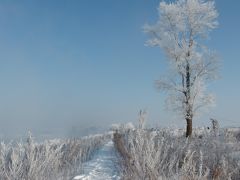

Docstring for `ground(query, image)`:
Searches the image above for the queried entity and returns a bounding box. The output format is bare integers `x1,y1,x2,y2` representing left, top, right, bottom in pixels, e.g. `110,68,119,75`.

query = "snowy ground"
73,140,120,180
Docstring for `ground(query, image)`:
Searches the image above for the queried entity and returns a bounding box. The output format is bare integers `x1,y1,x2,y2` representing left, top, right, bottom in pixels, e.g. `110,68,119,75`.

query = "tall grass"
114,128,240,180
0,132,110,180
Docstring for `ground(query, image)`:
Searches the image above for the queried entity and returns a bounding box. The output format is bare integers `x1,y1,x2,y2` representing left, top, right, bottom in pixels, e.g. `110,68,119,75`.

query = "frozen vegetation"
0,126,239,180
114,126,240,180
0,132,110,180
145,0,219,137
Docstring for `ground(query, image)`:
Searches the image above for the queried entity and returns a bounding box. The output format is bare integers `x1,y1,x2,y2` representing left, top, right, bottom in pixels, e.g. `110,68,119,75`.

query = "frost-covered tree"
138,110,147,129
144,0,219,137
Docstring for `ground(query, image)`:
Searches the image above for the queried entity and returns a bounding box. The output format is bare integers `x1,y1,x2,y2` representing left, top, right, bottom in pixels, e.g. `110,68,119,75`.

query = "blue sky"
0,0,239,137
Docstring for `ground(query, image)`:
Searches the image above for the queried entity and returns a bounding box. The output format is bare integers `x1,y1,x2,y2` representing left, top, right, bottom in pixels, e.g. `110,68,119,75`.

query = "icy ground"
73,140,120,180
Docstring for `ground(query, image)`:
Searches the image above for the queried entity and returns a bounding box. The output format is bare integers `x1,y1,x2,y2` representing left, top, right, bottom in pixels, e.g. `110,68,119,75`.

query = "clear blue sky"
0,0,239,137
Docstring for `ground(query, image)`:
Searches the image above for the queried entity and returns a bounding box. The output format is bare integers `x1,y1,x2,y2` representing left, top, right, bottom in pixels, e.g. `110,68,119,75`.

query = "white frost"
73,141,120,180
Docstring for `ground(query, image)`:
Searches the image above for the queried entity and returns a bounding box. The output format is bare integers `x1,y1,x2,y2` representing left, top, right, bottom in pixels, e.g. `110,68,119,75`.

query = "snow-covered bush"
114,128,240,180
111,124,121,132
0,133,110,180
124,122,135,131
111,122,135,133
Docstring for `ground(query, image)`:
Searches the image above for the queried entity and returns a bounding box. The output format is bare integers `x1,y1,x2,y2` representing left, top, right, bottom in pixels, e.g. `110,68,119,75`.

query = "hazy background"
0,0,239,139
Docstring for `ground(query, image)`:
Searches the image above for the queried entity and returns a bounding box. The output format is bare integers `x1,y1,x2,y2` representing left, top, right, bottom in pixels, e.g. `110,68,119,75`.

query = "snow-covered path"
73,140,121,180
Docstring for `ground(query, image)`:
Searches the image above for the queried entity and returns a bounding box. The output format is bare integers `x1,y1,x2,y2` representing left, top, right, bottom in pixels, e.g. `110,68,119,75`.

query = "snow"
73,140,120,180
73,175,85,180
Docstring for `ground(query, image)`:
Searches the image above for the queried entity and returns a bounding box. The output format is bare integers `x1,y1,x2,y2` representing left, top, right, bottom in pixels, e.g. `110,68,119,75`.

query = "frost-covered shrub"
236,132,240,142
111,122,135,133
114,128,240,180
224,128,240,143
124,123,135,131
0,133,110,180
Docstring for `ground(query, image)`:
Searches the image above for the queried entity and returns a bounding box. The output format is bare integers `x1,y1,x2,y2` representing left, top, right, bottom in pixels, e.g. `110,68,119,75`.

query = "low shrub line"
114,128,240,180
0,133,110,180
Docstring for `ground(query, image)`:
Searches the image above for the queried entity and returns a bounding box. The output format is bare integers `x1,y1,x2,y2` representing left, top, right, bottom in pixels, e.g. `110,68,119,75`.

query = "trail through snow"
73,140,120,180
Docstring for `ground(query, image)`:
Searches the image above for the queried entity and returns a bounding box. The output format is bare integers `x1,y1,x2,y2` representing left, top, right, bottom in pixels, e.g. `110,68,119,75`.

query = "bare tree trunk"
186,118,192,137
185,60,193,137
